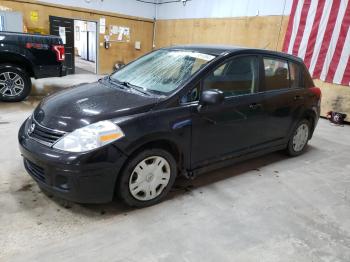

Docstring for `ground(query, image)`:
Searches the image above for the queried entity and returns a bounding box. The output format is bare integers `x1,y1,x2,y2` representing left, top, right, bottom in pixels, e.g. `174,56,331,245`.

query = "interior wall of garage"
155,0,350,119
155,0,291,49
156,0,292,20
0,0,155,74
155,0,292,55
38,0,156,19
155,16,289,52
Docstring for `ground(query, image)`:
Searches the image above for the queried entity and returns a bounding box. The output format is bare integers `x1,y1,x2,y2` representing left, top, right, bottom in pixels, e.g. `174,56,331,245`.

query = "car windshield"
110,49,216,94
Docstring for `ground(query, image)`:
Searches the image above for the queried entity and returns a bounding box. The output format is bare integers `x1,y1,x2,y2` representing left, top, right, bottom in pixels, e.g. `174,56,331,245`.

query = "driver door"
191,55,268,169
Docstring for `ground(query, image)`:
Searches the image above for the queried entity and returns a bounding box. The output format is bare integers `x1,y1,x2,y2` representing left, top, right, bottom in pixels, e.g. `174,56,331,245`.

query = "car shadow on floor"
75,149,306,216
14,146,317,219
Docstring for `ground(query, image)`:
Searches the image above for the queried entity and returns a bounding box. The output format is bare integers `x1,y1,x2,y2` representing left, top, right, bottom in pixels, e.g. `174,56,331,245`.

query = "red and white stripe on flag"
282,0,350,86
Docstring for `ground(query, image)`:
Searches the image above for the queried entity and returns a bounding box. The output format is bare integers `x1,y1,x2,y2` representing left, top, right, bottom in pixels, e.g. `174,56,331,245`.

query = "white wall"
39,0,156,19
156,0,293,20
74,20,97,63
37,0,293,20
0,11,23,32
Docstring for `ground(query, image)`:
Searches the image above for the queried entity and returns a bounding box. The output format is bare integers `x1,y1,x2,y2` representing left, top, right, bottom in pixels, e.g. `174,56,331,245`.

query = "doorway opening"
74,20,97,74
49,16,98,75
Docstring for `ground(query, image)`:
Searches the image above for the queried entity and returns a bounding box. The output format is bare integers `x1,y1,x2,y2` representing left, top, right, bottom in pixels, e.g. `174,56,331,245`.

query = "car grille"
28,119,65,146
24,159,46,183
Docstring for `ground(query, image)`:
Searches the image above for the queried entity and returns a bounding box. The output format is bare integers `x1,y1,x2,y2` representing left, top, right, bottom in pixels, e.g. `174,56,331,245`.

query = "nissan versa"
18,45,321,207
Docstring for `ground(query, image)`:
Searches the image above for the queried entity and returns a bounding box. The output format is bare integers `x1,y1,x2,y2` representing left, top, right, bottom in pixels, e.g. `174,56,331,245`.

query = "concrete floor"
75,56,97,74
0,97,350,261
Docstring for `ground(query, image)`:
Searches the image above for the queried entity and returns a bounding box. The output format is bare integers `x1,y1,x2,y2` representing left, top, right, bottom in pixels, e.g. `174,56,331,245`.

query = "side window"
213,64,226,76
264,58,290,91
180,83,200,103
289,62,301,88
203,56,259,97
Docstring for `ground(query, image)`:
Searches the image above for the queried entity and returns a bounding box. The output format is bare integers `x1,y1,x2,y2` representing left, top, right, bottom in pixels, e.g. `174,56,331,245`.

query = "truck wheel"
0,65,32,102
117,148,177,207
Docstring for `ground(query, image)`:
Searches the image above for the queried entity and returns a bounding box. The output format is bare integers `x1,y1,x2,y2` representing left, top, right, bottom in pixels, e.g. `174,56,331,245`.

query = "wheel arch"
301,109,317,138
114,138,184,199
126,139,183,169
0,53,35,77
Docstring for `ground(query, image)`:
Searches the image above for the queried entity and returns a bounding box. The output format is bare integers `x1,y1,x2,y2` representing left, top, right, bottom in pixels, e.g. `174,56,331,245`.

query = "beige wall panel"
0,0,154,74
315,80,350,118
155,16,288,51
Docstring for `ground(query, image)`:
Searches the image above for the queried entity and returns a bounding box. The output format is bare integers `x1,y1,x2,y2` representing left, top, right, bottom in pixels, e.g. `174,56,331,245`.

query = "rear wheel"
117,148,177,207
286,119,310,156
0,65,31,102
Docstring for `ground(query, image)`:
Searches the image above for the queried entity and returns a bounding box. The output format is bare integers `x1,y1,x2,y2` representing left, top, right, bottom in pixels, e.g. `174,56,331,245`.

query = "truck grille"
28,119,65,146
24,159,46,183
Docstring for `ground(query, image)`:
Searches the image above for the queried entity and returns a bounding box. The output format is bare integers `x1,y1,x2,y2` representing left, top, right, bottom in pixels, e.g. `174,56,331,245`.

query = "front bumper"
18,120,128,204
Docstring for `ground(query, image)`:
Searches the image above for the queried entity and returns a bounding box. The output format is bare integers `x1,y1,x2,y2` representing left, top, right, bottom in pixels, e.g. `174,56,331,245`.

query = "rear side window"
289,62,301,88
263,58,290,90
203,56,259,97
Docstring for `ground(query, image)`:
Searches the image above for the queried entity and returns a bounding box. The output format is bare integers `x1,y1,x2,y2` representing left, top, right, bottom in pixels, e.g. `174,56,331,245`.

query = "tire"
117,148,177,207
0,64,32,102
286,119,311,157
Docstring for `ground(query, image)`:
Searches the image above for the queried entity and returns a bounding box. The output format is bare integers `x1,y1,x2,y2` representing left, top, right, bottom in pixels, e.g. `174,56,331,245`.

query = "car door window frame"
179,81,201,105
200,54,261,100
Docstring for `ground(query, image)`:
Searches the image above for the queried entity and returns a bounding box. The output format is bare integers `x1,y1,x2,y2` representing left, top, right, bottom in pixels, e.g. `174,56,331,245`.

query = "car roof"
164,44,303,63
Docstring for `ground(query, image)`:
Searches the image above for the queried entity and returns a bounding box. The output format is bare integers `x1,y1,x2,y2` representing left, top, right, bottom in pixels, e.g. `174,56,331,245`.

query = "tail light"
52,45,65,62
310,87,322,99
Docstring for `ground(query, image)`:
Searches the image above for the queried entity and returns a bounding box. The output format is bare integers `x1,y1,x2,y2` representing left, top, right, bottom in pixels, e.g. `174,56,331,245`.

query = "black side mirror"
198,89,224,111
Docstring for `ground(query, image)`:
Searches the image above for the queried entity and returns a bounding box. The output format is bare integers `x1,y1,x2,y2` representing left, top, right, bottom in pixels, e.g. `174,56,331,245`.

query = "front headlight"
53,120,124,152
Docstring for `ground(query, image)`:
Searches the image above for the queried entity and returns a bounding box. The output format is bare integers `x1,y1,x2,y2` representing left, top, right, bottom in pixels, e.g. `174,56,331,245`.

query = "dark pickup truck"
0,31,66,102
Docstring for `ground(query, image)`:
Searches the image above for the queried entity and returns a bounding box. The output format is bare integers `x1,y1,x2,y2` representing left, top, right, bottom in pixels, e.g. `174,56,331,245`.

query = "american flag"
282,0,350,86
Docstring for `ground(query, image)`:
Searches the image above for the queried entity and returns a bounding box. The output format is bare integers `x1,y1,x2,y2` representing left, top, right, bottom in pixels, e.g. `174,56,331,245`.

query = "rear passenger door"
261,57,306,144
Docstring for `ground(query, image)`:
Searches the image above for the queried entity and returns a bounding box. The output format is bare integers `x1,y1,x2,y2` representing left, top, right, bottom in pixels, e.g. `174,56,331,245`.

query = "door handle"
294,95,304,101
249,103,262,110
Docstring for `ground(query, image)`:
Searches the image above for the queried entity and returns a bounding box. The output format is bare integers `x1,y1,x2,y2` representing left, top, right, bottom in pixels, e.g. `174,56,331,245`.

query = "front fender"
112,107,193,169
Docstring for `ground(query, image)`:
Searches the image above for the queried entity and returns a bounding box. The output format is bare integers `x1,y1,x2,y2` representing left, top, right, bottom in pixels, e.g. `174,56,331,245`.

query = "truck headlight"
53,120,124,152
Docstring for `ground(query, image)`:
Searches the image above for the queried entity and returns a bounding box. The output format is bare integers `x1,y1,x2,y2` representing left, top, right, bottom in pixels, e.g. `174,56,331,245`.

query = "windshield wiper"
107,76,123,87
108,77,151,96
117,80,151,96
119,81,132,88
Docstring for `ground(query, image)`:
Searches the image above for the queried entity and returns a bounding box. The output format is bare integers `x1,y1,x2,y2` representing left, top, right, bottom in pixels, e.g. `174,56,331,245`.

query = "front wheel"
0,65,32,102
117,149,177,207
286,119,311,156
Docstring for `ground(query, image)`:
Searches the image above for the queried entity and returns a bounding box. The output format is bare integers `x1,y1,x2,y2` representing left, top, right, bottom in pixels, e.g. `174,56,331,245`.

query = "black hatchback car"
18,45,321,207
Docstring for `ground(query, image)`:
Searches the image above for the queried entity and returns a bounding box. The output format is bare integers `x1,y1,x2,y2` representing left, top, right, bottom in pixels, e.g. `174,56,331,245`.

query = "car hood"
33,80,159,132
